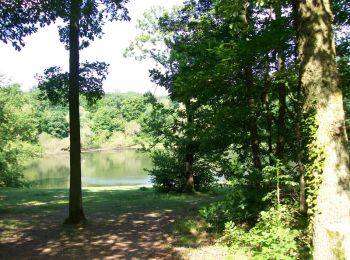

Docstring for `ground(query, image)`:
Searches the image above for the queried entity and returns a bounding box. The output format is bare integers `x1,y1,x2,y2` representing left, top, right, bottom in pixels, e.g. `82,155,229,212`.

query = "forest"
1,0,350,259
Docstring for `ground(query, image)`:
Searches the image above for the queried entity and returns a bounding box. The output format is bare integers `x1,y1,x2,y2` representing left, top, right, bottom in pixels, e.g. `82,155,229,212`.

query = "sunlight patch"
144,212,160,218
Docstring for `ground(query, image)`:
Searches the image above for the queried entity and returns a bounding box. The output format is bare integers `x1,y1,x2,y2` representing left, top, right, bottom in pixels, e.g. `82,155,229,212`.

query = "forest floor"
0,186,231,259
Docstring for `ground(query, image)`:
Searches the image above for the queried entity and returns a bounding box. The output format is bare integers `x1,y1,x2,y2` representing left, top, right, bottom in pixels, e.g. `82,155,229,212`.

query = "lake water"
24,150,153,189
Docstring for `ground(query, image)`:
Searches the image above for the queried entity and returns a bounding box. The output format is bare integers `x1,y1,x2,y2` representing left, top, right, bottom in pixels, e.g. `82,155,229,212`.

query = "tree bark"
297,0,350,257
292,0,307,215
263,77,273,164
67,0,85,224
245,66,262,170
296,83,307,214
184,150,195,193
183,102,195,194
241,0,261,170
275,56,286,160
275,5,286,161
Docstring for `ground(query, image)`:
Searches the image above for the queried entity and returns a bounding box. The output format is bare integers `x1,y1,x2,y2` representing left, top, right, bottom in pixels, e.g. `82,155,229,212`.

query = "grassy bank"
0,186,229,259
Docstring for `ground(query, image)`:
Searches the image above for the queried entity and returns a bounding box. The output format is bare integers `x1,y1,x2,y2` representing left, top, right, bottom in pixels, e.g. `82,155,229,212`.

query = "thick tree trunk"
67,0,85,224
184,151,195,194
297,0,350,258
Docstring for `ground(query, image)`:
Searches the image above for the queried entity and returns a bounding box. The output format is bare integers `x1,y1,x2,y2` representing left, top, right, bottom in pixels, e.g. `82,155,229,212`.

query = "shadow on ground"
0,188,220,259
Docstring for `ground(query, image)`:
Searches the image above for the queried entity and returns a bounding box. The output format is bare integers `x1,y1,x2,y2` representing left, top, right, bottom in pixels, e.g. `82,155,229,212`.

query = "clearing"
0,186,229,259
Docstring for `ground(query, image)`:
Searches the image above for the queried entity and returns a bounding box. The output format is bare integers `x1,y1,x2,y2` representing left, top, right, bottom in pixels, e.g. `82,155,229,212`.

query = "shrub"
147,150,216,193
199,182,265,231
200,166,268,230
223,206,301,259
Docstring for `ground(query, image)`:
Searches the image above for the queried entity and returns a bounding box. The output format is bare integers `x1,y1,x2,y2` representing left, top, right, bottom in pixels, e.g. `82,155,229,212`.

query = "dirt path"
0,210,185,259
0,188,229,259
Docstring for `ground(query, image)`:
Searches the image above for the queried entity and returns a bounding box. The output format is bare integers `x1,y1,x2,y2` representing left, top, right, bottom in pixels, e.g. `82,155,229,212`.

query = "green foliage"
199,179,266,230
90,106,125,136
0,85,39,187
222,206,302,259
147,150,216,193
148,150,185,192
200,158,300,232
304,115,325,222
121,95,147,121
36,62,109,106
39,108,69,138
261,159,299,204
32,90,163,149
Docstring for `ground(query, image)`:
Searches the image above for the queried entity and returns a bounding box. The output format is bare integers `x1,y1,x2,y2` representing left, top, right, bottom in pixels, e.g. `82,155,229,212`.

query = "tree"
0,85,39,187
68,0,85,224
0,1,57,50
51,0,129,224
121,95,147,121
297,0,350,257
1,0,129,224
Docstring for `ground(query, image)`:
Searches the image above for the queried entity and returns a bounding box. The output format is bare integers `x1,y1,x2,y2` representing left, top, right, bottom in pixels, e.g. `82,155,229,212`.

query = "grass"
0,186,224,216
0,185,228,258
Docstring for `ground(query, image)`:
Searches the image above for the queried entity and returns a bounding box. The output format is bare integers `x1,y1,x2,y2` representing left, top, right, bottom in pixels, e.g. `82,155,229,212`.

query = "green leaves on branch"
36,61,109,106
0,85,39,187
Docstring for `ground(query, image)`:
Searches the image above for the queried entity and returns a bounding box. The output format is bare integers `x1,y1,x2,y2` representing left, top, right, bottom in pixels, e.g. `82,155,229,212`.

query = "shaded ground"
0,186,224,259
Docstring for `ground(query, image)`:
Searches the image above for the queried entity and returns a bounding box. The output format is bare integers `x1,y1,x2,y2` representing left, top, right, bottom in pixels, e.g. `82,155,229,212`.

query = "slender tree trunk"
245,67,262,170
296,84,307,213
297,0,350,258
67,0,85,224
241,0,261,170
275,6,286,161
183,102,195,193
275,56,286,160
263,76,273,164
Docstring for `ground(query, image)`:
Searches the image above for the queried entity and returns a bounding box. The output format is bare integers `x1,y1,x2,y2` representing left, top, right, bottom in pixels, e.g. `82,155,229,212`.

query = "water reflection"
24,150,152,189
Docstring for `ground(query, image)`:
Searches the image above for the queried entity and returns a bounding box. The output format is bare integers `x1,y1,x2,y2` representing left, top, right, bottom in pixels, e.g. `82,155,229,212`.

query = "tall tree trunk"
245,67,262,170
296,86,306,214
183,102,195,193
241,0,261,170
263,76,273,164
275,5,286,161
67,0,85,224
297,0,350,257
293,0,307,215
275,56,286,160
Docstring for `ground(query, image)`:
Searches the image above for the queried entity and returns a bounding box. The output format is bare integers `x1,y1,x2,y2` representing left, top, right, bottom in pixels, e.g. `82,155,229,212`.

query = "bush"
200,159,300,231
0,85,39,187
223,206,301,259
147,150,216,193
0,150,25,187
200,167,268,230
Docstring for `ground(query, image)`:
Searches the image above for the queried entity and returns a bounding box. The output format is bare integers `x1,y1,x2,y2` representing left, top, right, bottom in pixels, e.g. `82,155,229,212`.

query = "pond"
24,150,153,189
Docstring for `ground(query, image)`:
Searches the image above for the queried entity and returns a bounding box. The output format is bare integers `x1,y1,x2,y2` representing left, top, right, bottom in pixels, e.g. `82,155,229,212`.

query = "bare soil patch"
0,188,223,259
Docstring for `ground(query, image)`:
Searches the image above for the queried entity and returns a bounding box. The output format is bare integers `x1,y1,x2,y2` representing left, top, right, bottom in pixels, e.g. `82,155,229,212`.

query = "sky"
0,0,183,96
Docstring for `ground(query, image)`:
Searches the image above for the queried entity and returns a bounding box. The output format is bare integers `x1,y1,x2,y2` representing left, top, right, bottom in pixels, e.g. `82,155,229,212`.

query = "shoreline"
41,144,164,156
42,145,146,156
